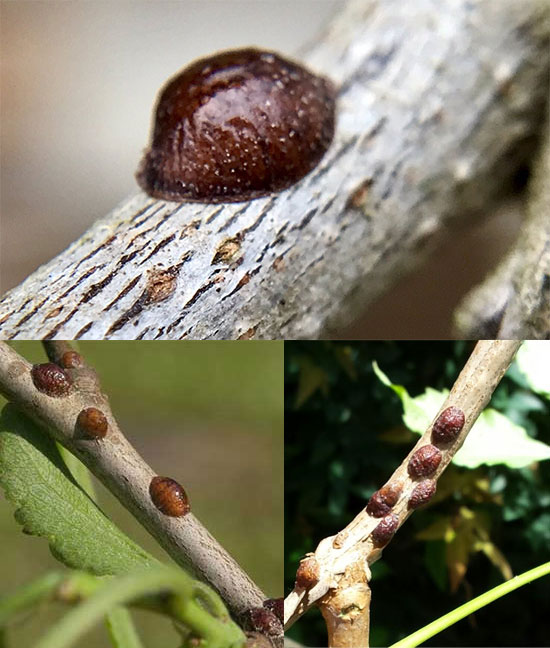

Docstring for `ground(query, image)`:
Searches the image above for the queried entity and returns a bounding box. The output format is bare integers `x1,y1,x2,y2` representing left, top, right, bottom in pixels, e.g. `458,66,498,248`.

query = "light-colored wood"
0,0,548,340
455,115,550,338
284,340,521,638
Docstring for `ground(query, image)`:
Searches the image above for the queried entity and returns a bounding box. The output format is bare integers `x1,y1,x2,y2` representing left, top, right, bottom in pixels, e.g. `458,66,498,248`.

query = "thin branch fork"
284,340,521,647
0,342,271,630
0,0,548,339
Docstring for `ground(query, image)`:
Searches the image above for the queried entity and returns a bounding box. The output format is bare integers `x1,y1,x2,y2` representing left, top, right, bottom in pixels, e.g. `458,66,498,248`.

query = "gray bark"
0,0,548,340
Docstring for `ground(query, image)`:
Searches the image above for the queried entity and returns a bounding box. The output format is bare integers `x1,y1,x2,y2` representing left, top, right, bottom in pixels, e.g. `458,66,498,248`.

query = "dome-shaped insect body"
366,481,403,517
408,479,437,509
76,407,108,439
431,406,465,444
31,363,72,398
407,444,442,479
149,476,190,517
137,48,335,203
372,513,399,547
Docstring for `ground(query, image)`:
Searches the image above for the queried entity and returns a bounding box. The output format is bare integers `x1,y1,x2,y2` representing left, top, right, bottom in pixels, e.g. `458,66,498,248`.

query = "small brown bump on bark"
238,327,257,340
263,598,283,623
346,177,374,209
76,407,108,439
408,479,437,509
242,607,282,637
295,556,321,589
408,444,442,479
145,266,180,303
431,406,465,445
366,481,403,517
31,363,72,397
60,351,85,369
149,476,190,517
212,235,243,265
372,513,399,547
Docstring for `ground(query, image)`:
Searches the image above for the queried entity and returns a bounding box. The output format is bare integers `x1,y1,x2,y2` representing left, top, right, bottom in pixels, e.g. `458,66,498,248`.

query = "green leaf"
454,409,550,469
105,607,144,648
516,341,550,399
0,404,157,576
372,362,550,469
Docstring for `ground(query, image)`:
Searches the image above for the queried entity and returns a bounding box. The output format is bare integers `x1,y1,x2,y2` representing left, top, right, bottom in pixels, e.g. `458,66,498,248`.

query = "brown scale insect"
31,363,72,398
76,407,108,439
431,406,465,445
149,476,190,517
372,513,399,547
408,479,437,509
295,556,320,589
242,607,282,637
366,481,403,517
60,350,85,369
407,444,442,479
263,598,283,623
137,48,335,203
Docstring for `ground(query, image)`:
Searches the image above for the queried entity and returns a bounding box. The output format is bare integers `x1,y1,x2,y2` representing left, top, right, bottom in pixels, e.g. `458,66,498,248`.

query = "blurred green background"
285,341,550,647
0,341,283,647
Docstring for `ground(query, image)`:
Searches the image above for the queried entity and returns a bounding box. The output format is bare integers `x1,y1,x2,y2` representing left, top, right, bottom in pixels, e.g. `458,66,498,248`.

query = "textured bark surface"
455,116,550,339
0,0,548,340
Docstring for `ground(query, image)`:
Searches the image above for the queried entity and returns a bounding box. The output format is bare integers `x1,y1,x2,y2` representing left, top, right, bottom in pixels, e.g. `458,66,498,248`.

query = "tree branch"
0,342,267,624
284,339,521,643
0,0,548,339
455,114,550,338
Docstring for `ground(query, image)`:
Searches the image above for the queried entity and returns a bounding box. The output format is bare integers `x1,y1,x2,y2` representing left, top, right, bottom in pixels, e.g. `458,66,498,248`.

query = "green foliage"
373,361,550,468
33,567,244,648
0,405,157,576
105,607,144,648
285,341,550,647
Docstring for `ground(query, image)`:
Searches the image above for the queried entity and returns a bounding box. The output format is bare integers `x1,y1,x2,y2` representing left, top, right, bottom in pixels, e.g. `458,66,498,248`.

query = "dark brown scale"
137,48,335,203
60,350,85,369
372,513,399,547
408,479,437,509
431,406,465,445
76,407,108,439
242,607,282,637
31,363,72,398
263,598,283,623
407,444,442,479
295,556,320,589
366,481,403,517
149,476,190,517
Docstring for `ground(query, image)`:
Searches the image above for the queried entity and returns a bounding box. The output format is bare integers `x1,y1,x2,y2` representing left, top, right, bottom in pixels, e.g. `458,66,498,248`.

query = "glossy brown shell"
149,476,190,517
136,48,335,203
431,406,465,445
31,363,72,398
295,556,320,589
60,350,85,369
263,598,283,623
407,444,442,479
76,407,108,439
408,479,437,509
372,513,399,547
366,481,403,517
